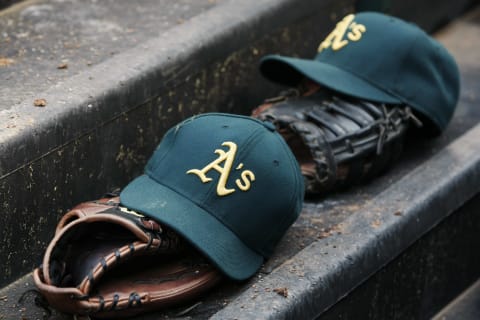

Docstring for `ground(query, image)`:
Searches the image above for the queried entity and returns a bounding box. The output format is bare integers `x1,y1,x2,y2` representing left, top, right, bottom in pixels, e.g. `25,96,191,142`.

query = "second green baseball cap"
260,12,460,133
120,113,304,281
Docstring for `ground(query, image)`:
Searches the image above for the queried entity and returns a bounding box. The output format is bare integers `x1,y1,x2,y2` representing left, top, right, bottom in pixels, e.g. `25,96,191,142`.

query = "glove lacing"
375,104,423,155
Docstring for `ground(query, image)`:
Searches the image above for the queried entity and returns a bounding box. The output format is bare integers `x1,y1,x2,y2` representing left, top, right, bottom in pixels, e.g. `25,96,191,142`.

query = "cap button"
262,120,276,132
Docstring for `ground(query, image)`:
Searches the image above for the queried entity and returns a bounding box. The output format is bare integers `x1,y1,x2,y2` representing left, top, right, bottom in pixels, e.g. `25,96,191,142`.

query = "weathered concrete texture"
0,0,221,110
1,8,480,316
209,7,480,320
0,0,479,319
319,192,480,320
0,0,354,287
432,279,480,320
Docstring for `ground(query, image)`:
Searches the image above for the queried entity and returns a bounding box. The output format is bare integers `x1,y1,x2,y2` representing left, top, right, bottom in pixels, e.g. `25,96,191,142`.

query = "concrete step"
1,0,479,319
432,279,480,320
0,0,355,287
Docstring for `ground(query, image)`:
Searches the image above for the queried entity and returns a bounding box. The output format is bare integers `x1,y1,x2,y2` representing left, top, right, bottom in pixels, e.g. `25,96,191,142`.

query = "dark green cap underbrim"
120,175,264,281
260,54,402,105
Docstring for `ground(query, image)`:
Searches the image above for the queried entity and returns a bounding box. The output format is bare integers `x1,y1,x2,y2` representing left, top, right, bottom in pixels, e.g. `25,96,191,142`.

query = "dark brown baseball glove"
252,86,422,195
33,196,222,319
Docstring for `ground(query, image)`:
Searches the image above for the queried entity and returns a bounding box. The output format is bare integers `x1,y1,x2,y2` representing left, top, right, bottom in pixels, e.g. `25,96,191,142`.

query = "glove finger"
55,196,120,234
92,252,222,318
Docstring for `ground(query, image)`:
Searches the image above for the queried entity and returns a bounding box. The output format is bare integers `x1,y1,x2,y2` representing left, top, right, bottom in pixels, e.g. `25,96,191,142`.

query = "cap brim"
120,175,263,281
260,55,402,104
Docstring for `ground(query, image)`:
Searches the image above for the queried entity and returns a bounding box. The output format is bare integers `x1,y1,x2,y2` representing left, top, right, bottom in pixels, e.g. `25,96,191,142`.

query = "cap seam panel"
325,60,404,103
257,130,303,255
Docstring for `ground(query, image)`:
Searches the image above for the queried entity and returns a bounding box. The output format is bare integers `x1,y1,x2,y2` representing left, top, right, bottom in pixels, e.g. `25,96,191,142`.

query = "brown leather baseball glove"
33,196,222,318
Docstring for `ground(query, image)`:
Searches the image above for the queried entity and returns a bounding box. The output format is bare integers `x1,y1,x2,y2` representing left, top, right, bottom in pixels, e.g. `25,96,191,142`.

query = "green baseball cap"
120,113,304,280
260,12,460,133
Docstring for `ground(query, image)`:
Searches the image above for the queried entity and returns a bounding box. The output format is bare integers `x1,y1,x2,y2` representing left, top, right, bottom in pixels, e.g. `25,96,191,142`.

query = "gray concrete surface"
0,0,479,319
433,279,480,320
1,7,480,318
211,11,480,319
0,0,354,288
0,0,221,110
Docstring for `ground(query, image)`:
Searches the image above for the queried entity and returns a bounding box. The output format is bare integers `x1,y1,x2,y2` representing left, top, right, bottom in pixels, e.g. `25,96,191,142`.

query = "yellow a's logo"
318,14,366,52
187,141,255,196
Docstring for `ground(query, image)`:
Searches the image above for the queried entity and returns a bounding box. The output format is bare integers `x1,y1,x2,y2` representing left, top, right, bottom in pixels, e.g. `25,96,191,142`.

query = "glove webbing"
303,94,421,156
257,92,422,194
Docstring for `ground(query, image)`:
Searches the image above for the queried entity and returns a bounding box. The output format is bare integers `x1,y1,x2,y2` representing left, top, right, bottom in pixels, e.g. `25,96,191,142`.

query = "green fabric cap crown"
120,113,304,281
260,12,460,133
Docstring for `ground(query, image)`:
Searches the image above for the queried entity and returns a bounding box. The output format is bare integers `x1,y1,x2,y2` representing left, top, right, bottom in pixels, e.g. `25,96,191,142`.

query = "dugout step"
0,1,479,320
432,279,480,320
0,0,355,287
